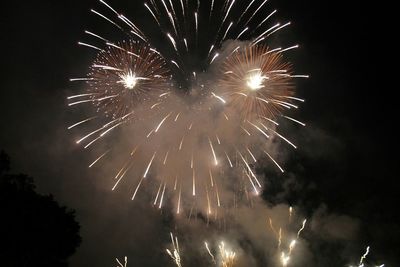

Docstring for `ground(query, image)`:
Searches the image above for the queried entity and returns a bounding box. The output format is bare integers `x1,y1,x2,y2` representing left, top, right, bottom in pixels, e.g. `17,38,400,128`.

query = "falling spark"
207,45,214,58
279,45,299,53
174,112,181,122
238,151,261,187
209,169,214,187
116,256,128,267
194,12,198,37
143,152,156,178
159,182,167,208
211,92,226,104
206,186,212,214
179,136,184,150
288,240,296,254
263,150,284,173
88,150,110,168
283,115,306,126
167,33,178,51
244,0,269,26
255,9,277,30
177,185,182,214
246,147,257,162
222,22,233,40
225,151,233,167
222,0,235,25
208,138,218,165
166,233,182,267
174,176,178,190
215,183,221,207
236,27,248,39
154,181,163,205
163,151,169,165
237,0,256,22
131,177,144,200
68,117,96,130
268,22,291,37
192,168,196,196
145,3,161,26
90,9,121,29
359,246,370,266
270,129,297,149
219,241,236,267
210,53,219,64
297,219,307,238
155,112,172,132
205,242,216,263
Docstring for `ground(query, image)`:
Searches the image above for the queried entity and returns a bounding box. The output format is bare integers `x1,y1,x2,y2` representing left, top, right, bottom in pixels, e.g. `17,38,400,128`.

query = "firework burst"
166,232,183,267
74,40,171,120
204,240,237,267
218,242,237,267
349,246,385,267
68,0,308,218
216,45,299,120
267,207,307,266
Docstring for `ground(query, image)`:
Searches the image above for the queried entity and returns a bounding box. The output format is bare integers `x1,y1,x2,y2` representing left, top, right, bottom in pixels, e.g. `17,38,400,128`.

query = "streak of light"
159,182,167,208
143,152,156,178
297,219,307,237
211,92,226,104
68,117,96,130
155,112,172,132
89,149,110,168
208,137,218,165
283,115,306,126
131,177,144,200
263,150,284,173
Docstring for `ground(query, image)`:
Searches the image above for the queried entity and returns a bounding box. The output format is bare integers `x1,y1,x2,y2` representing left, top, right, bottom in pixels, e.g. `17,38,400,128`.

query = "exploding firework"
166,232,183,267
164,233,238,267
267,207,307,266
68,0,307,217
89,41,170,118
349,246,385,267
70,40,171,121
216,45,302,120
219,242,236,267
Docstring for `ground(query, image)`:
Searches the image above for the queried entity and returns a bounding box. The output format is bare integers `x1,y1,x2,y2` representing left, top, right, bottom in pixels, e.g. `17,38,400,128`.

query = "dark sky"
1,0,398,266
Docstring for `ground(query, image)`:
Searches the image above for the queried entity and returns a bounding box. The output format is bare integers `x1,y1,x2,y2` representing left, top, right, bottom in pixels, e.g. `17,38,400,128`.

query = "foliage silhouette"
0,150,81,267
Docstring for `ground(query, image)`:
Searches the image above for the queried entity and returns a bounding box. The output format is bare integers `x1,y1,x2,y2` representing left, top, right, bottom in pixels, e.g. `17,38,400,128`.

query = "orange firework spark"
217,45,295,120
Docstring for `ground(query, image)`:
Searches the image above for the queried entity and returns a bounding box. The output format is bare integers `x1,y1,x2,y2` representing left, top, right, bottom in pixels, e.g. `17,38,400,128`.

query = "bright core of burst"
246,71,267,91
120,70,137,89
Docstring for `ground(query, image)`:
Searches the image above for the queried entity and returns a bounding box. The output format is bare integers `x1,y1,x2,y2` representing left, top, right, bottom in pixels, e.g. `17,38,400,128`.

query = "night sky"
1,0,398,266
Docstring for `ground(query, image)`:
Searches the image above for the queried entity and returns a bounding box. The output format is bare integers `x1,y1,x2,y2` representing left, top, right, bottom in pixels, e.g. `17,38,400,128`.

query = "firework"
216,45,298,120
166,232,183,267
115,256,128,267
268,207,307,266
349,246,385,267
204,240,237,267
70,41,170,121
218,242,236,267
69,0,307,217
164,233,239,267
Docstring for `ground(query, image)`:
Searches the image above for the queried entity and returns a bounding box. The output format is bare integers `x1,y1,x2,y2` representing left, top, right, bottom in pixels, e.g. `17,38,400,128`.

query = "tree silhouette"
0,150,81,267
